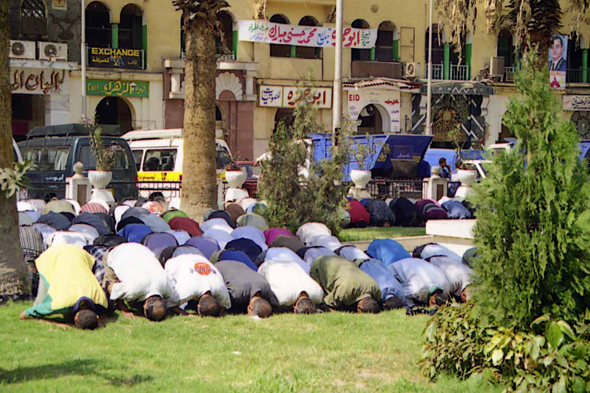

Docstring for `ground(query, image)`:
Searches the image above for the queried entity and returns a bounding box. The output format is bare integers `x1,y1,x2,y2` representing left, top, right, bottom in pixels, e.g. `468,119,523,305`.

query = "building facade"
9,0,590,157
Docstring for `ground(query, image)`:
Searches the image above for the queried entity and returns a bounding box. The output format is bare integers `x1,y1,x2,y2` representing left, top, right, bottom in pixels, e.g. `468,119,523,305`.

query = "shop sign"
239,20,377,49
10,68,67,95
347,89,402,132
259,86,332,109
88,47,143,69
87,80,149,98
563,95,590,111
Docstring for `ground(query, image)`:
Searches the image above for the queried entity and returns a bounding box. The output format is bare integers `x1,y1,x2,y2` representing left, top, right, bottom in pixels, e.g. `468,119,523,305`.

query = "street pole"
81,0,87,122
425,0,433,135
332,0,343,134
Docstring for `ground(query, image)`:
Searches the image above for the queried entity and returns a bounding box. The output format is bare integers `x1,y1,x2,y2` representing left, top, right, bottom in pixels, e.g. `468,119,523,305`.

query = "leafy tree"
0,1,28,300
471,50,590,329
258,83,351,235
172,0,229,219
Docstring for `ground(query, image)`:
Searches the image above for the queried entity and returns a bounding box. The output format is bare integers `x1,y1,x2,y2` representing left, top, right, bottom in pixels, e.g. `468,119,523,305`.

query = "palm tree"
172,0,229,219
0,1,28,299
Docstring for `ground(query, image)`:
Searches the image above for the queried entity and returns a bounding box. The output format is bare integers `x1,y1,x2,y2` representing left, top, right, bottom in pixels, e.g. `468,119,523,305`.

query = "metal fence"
566,68,588,83
504,66,515,82
424,63,444,80
450,64,470,81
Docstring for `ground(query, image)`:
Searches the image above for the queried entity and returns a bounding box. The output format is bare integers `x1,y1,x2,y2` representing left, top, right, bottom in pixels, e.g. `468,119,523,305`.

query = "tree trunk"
181,18,218,220
0,2,29,298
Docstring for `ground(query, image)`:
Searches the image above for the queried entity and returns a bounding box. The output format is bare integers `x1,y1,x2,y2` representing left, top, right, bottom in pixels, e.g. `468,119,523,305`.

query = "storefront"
563,95,590,139
164,58,258,160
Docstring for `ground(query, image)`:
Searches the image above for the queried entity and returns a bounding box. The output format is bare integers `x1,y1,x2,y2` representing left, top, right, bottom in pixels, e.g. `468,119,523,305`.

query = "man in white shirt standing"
103,243,173,321
164,254,231,317
258,258,323,314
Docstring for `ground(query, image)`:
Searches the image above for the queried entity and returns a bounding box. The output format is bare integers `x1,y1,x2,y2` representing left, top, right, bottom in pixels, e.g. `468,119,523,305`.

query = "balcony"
503,66,515,82
351,61,402,79
450,64,470,81
424,63,444,80
87,47,145,70
567,68,589,84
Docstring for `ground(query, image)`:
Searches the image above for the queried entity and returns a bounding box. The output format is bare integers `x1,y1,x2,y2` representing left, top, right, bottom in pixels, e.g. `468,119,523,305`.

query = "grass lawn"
339,227,426,242
0,302,501,392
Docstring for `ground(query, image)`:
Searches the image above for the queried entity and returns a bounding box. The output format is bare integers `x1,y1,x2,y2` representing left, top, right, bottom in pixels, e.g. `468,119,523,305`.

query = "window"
132,150,143,171
21,0,47,36
376,21,395,62
142,149,178,172
270,14,291,58
351,19,371,61
78,144,131,170
497,29,514,67
296,16,321,59
86,2,111,48
120,4,143,50
425,24,445,65
216,11,235,59
22,147,70,172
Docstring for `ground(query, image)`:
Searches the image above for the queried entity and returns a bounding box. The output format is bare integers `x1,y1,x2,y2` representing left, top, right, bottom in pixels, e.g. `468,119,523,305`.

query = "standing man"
258,258,323,314
20,245,109,330
215,259,280,318
103,243,172,321
164,254,230,317
310,256,382,313
439,158,451,179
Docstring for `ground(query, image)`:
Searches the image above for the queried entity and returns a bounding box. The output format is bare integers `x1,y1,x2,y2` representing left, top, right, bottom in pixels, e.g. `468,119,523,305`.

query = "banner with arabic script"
11,68,68,95
259,85,332,108
239,20,377,49
87,80,149,98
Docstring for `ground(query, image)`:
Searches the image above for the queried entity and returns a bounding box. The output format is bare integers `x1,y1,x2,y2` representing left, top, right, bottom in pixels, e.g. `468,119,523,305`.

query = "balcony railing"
504,66,515,82
450,64,470,81
424,63,444,80
566,68,589,84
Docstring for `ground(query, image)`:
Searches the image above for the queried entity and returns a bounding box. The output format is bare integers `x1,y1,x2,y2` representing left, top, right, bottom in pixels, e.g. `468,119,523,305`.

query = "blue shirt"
356,258,405,303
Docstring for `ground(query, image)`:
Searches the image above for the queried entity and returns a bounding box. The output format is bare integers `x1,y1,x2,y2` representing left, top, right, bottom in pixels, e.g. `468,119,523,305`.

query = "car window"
132,150,143,172
216,147,231,170
22,147,70,171
78,144,131,171
142,149,178,172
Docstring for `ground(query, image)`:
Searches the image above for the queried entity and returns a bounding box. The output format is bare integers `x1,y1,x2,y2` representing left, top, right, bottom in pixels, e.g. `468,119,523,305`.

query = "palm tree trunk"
0,1,28,297
181,19,218,219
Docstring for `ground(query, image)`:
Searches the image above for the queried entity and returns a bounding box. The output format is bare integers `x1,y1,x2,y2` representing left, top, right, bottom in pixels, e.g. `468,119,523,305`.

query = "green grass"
339,227,426,242
0,302,502,392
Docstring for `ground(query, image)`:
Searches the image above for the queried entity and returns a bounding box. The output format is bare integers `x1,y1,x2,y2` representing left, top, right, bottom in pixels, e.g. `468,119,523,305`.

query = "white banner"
10,67,68,95
563,95,590,111
347,89,402,132
239,20,377,49
259,85,332,109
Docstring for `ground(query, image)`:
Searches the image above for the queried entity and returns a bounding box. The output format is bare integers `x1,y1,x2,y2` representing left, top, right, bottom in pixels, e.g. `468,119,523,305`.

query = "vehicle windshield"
79,145,131,170
216,147,231,170
22,147,70,171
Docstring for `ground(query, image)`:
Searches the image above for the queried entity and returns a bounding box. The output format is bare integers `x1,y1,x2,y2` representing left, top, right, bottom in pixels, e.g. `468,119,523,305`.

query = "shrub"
258,81,351,235
421,305,590,392
89,125,115,172
471,50,590,329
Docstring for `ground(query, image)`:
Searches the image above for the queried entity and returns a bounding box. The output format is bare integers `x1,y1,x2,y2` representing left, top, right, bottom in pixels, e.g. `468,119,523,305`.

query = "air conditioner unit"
404,62,420,78
490,56,505,76
9,40,35,59
38,42,68,61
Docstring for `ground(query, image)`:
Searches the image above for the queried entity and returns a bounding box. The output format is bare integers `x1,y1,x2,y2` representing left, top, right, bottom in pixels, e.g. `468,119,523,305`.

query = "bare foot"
121,311,136,319
19,311,31,320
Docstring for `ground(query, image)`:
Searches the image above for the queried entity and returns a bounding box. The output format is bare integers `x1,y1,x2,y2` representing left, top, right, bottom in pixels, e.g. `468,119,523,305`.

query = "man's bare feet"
19,311,31,320
121,310,136,319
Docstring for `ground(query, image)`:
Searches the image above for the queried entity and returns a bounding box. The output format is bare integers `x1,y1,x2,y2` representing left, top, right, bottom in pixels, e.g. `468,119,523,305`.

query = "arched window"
120,4,143,50
567,33,584,82
497,29,514,67
351,19,370,61
216,11,235,59
86,2,111,48
376,21,395,62
270,14,291,58
296,16,321,59
21,0,47,36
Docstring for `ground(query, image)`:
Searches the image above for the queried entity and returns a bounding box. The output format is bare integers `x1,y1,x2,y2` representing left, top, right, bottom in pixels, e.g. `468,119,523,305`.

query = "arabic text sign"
347,89,402,132
563,95,590,111
88,47,143,70
239,20,377,49
87,80,149,98
259,86,332,108
11,68,68,95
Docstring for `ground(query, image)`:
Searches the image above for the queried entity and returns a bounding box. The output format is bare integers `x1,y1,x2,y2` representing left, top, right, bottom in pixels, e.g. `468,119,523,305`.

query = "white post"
425,0,433,135
81,0,87,122
332,0,343,132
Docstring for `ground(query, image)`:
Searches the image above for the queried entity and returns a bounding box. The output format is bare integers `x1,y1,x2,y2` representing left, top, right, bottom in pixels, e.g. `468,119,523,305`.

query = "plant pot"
88,171,112,189
350,169,371,189
452,169,477,187
225,170,246,188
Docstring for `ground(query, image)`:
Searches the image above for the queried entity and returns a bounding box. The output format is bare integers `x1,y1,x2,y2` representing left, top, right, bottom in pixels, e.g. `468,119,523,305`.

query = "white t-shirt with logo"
165,254,231,309
258,259,323,306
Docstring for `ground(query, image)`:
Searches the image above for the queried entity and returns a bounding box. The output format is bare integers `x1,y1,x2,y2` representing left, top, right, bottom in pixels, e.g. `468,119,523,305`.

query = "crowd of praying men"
16,196,476,330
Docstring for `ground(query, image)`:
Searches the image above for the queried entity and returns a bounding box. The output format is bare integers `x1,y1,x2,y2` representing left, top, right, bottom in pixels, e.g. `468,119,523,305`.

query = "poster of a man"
549,35,567,72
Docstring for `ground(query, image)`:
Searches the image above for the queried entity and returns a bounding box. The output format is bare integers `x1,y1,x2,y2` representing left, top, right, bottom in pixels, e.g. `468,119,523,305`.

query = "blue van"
18,124,138,201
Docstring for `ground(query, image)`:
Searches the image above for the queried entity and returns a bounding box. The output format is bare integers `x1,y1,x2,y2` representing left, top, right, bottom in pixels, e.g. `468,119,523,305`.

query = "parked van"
18,124,137,200
122,129,233,181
